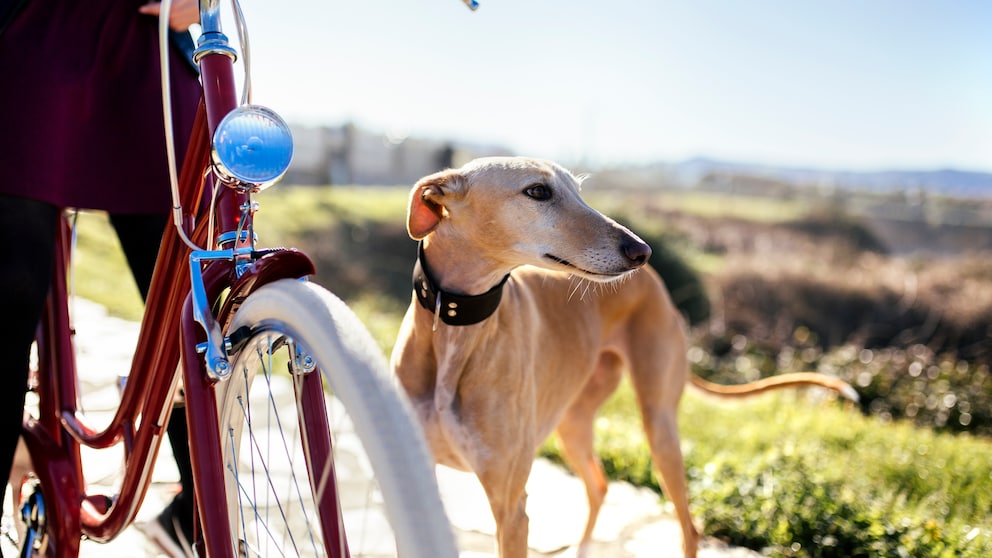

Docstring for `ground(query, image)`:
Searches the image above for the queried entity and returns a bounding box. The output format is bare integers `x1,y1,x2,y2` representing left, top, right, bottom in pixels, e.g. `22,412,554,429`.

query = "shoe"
137,495,195,558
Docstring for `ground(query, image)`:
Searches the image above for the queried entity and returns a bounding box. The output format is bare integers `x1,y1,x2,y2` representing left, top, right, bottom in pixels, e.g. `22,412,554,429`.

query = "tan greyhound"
390,156,857,558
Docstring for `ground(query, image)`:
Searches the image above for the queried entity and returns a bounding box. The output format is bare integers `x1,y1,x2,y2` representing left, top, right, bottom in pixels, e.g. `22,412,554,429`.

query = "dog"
390,156,857,558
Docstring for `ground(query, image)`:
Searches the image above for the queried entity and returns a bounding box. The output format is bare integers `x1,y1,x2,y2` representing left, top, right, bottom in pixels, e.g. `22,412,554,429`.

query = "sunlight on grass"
658,190,807,223
585,188,808,224
257,185,407,230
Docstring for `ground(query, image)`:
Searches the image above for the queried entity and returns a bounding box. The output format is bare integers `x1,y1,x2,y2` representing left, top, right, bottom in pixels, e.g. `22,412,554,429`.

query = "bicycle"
8,1,466,556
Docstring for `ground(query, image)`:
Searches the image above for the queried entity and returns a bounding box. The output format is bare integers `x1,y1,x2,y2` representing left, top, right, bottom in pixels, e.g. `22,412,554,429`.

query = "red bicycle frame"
19,5,335,557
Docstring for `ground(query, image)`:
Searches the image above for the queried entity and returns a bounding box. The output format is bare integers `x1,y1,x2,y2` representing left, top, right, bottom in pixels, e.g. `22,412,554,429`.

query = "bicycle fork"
181,247,318,557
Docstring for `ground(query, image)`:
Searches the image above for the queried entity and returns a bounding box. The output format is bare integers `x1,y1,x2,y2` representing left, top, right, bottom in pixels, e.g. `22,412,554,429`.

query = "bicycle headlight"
211,105,294,191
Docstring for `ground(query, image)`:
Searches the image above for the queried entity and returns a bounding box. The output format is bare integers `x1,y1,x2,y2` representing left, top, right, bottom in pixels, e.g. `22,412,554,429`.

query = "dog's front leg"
477,456,533,558
466,391,537,558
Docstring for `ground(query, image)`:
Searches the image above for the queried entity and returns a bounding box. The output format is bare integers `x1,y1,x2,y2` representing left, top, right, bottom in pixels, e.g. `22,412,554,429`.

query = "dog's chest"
413,325,532,467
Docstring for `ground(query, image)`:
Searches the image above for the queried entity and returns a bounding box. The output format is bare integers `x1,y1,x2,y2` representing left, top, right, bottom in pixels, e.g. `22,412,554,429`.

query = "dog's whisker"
581,279,594,301
567,276,584,302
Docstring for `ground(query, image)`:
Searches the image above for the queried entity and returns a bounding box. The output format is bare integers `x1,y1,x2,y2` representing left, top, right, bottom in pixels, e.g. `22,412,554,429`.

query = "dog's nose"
622,238,651,268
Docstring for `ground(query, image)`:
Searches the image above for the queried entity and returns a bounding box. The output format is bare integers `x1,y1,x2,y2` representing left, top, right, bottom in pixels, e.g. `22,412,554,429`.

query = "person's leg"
0,197,59,556
108,214,195,550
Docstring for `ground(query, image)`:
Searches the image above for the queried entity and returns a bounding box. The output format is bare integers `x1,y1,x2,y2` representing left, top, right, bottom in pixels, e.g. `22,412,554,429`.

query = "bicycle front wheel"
215,278,456,557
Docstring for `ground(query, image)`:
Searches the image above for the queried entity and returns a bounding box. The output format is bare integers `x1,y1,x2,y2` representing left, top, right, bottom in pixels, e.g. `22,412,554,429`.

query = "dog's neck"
413,242,510,328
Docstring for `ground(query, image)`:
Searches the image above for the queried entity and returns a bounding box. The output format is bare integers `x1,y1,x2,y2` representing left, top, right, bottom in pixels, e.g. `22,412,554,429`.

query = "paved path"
3,299,759,558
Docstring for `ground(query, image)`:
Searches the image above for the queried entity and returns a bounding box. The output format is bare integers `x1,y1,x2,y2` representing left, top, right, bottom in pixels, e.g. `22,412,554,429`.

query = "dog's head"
407,156,651,282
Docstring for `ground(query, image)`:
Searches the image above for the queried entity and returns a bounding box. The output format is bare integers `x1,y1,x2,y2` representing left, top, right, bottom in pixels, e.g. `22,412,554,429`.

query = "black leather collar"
413,243,510,328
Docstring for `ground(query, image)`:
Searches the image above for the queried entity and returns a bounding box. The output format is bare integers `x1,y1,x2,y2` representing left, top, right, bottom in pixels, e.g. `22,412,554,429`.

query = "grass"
584,188,810,224
255,184,409,239
543,383,992,557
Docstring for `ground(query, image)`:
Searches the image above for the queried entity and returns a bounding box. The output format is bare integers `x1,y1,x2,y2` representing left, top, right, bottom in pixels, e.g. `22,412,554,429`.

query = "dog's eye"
523,183,552,201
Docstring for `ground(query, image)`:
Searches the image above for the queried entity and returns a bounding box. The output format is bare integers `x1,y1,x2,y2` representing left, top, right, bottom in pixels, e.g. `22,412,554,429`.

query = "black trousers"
0,195,193,529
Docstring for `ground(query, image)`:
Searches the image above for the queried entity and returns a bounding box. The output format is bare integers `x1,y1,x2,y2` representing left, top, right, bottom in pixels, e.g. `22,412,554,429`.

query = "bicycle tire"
215,278,457,557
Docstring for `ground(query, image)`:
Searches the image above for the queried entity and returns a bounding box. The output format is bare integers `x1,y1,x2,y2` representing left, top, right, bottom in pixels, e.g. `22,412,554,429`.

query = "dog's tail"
688,373,859,402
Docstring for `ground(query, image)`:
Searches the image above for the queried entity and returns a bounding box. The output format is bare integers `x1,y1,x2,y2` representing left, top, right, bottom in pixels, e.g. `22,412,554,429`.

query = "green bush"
692,454,989,558
691,333,992,436
821,345,991,436
645,231,712,326
541,387,992,557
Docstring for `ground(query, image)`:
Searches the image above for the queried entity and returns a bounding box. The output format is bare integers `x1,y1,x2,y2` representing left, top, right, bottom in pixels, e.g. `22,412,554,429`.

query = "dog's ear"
407,169,463,240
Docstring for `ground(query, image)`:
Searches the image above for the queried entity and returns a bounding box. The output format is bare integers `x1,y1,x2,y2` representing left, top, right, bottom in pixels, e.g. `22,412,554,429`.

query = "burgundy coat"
0,0,201,213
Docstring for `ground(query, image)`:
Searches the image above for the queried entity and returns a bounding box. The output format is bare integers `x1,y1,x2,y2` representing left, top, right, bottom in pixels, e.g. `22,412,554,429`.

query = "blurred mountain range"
666,158,992,198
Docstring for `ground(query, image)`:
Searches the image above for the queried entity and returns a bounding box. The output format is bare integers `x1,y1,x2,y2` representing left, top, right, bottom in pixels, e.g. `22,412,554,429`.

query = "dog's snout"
622,238,651,268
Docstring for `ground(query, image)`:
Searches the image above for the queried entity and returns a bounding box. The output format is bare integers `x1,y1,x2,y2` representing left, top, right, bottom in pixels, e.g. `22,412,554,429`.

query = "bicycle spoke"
223,335,340,557
235,384,301,556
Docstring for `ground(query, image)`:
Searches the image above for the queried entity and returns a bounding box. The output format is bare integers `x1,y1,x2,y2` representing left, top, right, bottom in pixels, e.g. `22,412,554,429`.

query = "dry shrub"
911,256,992,361
709,253,992,364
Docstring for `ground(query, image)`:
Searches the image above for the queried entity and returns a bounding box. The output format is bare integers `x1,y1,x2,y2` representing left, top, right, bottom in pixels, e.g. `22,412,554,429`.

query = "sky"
218,0,991,172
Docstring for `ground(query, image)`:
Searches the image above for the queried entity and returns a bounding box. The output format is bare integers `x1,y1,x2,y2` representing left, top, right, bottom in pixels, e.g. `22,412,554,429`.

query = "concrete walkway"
2,298,759,558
